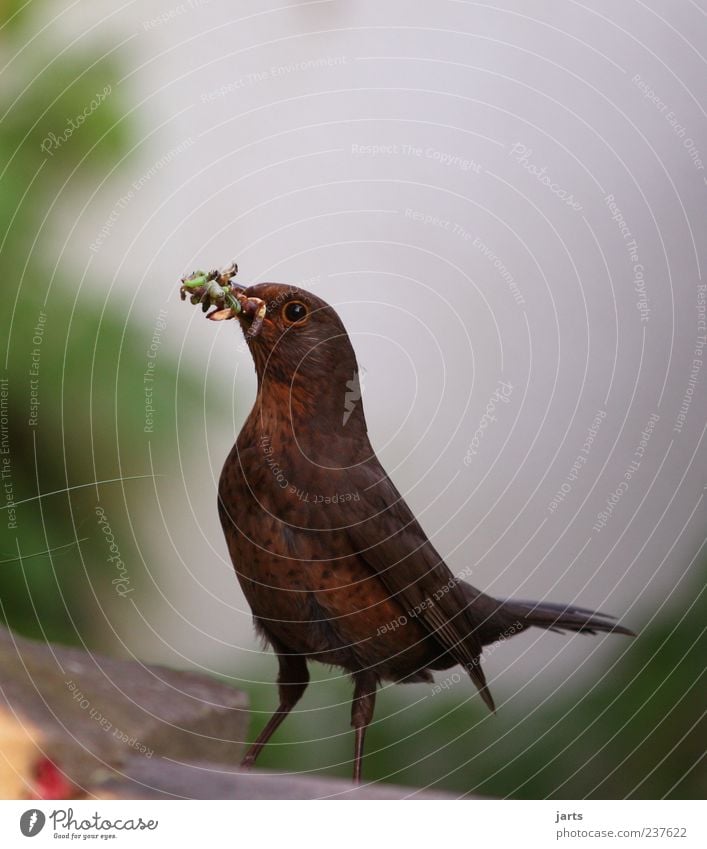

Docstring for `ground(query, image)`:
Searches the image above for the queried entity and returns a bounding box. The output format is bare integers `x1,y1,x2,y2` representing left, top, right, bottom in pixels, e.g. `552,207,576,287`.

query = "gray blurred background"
1,0,704,795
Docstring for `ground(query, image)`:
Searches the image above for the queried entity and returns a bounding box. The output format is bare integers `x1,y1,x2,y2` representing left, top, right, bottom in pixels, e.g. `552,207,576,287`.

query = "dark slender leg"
350,672,377,783
241,650,309,769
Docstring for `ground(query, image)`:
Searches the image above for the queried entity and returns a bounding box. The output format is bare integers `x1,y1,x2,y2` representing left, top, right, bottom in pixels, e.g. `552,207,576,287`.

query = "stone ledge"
97,757,454,799
0,625,459,800
0,625,248,798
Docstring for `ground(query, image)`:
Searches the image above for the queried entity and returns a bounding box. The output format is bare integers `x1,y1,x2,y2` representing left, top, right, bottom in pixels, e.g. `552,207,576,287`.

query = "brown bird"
215,282,633,782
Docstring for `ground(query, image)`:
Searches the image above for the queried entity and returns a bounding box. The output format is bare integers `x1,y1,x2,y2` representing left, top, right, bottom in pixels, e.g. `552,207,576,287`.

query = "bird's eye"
282,300,309,325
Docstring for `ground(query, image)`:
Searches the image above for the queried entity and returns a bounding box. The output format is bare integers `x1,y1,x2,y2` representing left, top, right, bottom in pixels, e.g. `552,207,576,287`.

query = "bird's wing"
344,467,495,710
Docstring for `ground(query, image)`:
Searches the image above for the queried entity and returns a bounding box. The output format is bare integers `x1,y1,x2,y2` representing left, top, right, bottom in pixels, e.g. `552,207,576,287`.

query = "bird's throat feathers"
243,346,370,467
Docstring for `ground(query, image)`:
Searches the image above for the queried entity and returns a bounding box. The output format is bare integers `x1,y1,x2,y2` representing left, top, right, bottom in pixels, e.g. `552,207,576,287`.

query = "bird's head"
236,283,366,434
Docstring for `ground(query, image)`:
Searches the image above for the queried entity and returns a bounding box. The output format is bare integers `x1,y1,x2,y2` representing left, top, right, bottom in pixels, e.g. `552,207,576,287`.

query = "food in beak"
179,262,266,336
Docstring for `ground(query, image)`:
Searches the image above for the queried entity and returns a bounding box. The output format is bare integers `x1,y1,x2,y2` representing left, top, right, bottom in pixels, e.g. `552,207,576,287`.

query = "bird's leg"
240,651,309,770
350,671,378,783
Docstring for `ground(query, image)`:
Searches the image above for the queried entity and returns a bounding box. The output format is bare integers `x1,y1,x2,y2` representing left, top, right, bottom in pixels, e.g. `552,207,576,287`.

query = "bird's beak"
205,286,267,337
236,293,267,338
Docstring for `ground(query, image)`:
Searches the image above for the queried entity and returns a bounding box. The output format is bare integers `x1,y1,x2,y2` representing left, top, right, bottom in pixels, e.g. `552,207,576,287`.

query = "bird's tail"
495,598,635,637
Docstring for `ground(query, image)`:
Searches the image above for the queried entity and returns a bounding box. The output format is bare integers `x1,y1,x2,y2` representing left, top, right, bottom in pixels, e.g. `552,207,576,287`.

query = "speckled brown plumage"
216,282,633,782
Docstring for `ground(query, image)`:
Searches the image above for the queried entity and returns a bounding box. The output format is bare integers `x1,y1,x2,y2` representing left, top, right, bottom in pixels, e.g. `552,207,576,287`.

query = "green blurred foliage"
0,4,192,648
